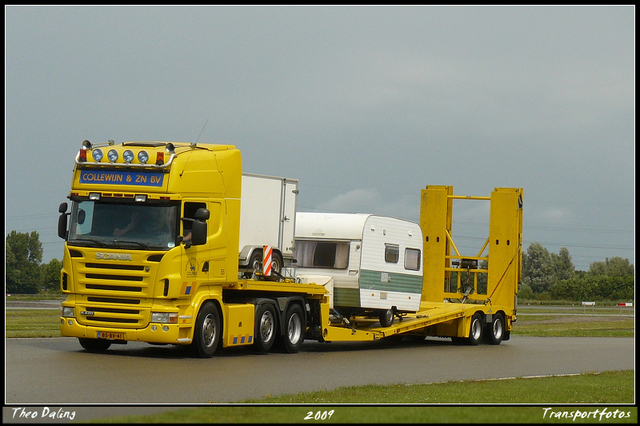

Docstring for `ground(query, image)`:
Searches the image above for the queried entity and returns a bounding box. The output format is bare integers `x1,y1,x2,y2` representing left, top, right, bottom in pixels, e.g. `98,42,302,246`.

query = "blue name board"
79,170,164,187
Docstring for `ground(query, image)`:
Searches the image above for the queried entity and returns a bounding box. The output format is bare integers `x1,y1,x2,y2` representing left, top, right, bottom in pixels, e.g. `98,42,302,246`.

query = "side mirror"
190,208,210,246
58,202,69,239
77,209,86,225
194,208,210,221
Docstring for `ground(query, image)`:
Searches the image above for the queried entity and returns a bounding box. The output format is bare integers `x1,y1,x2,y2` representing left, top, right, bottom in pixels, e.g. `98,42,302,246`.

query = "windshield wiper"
68,238,108,248
111,240,152,249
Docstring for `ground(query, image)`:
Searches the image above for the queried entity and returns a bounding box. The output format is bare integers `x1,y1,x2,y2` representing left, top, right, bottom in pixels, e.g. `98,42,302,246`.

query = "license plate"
97,331,125,340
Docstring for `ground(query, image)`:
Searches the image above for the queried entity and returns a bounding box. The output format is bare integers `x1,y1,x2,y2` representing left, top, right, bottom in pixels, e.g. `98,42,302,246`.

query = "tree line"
5,231,635,301
6,231,62,294
521,242,634,302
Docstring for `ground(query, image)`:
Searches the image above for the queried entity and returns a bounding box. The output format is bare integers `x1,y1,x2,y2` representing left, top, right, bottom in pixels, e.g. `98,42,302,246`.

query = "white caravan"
295,212,423,326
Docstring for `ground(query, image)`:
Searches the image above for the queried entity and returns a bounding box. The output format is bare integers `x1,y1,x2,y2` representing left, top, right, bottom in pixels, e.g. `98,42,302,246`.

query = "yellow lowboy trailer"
58,140,521,357
311,186,523,345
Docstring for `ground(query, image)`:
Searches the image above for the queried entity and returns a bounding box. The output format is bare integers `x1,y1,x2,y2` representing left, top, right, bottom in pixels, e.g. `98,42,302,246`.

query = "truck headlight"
107,149,119,163
61,307,75,317
92,148,103,162
138,150,149,164
151,312,178,324
123,149,134,163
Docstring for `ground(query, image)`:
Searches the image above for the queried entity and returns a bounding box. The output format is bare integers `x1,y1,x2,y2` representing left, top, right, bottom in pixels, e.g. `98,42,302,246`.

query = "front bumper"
60,316,192,345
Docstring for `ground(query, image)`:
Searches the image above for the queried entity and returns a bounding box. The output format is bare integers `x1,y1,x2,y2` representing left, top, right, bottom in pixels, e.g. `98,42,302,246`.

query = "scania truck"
58,140,523,357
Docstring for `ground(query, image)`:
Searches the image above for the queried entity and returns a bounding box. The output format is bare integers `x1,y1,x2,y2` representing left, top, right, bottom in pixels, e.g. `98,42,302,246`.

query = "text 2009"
304,410,334,421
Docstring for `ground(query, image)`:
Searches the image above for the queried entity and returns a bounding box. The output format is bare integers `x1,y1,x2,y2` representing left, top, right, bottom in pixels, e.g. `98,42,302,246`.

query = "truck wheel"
78,338,111,352
379,308,394,327
486,313,504,345
468,312,484,345
254,304,277,353
193,302,221,358
282,303,305,353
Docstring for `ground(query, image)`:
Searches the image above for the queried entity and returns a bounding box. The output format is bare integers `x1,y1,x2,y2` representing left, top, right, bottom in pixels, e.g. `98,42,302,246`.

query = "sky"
5,5,635,272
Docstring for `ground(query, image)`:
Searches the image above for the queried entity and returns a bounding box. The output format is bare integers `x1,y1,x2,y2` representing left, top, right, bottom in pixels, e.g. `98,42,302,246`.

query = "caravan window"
385,244,399,264
404,248,421,271
296,240,350,269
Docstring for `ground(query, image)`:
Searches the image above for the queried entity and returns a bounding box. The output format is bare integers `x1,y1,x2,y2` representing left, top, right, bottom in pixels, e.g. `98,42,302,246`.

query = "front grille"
86,273,143,281
76,299,149,327
86,284,142,292
89,317,139,324
79,260,150,296
75,258,155,327
85,306,140,314
86,263,144,271
87,296,141,304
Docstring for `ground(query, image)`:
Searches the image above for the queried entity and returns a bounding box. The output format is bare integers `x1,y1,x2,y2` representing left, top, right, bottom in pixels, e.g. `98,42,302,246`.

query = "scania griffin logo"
96,252,132,261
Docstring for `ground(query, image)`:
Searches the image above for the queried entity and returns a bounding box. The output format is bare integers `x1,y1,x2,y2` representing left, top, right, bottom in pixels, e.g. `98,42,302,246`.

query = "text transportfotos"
542,407,631,421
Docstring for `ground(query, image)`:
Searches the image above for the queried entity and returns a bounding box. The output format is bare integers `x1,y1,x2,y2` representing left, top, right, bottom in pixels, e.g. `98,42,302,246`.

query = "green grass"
90,371,636,423
90,405,638,424
242,370,634,404
5,309,62,338
511,315,634,337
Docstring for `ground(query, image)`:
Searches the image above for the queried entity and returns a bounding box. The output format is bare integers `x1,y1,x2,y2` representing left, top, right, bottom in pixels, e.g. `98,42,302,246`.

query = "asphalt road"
5,336,634,403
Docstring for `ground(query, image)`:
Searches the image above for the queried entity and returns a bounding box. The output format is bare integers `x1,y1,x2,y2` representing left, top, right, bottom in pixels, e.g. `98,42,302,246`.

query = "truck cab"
58,140,242,350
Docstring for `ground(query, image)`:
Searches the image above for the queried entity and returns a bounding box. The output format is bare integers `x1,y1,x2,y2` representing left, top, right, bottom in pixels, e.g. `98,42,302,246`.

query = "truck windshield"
68,200,178,250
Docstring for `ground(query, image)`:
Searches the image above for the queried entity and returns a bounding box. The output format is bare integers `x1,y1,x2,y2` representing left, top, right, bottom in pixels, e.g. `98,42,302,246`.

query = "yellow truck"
58,140,523,357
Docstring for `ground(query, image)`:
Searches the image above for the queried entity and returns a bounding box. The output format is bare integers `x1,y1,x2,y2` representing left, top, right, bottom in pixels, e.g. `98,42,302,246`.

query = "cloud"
314,188,382,213
529,206,576,227
310,188,419,222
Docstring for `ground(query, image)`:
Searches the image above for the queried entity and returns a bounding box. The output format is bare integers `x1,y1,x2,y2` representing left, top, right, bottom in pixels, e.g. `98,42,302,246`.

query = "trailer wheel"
249,251,263,276
193,302,221,358
282,303,305,353
78,338,111,352
271,252,283,275
379,308,394,327
486,313,504,345
468,312,484,345
254,304,277,353
249,250,284,275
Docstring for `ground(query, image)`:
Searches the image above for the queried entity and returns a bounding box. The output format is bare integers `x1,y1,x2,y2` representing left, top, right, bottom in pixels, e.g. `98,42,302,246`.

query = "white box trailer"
295,212,423,326
238,173,298,276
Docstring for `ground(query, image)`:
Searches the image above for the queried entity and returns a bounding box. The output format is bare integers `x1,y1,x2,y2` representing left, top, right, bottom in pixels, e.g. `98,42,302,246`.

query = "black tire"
249,251,263,276
281,303,305,353
192,302,221,358
486,313,505,345
271,252,283,275
254,303,277,353
468,312,484,346
248,250,283,276
379,308,394,327
78,338,111,352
